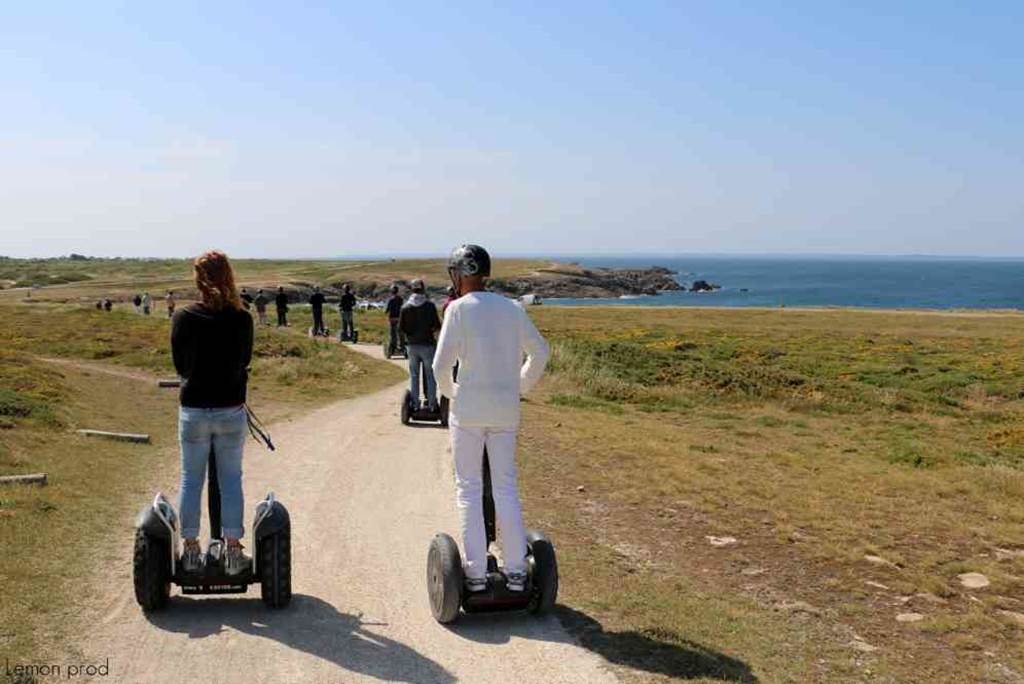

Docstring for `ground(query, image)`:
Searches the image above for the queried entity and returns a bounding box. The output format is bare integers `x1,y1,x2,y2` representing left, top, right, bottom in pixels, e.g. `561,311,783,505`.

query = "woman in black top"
171,251,254,575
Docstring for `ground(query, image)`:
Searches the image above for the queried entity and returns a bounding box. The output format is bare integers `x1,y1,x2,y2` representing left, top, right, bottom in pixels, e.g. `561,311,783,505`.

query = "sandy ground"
72,344,617,684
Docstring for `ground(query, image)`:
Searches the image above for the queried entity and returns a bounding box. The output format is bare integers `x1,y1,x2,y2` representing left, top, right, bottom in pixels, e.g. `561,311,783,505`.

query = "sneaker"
465,577,488,593
225,543,252,576
506,571,527,592
181,540,203,574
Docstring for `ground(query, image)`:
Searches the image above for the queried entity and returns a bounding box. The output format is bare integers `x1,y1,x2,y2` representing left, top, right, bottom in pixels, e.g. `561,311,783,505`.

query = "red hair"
193,251,242,312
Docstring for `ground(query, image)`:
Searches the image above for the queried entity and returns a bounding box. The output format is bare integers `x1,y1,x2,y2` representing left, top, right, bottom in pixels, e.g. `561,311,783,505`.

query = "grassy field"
0,299,403,667
513,306,1024,683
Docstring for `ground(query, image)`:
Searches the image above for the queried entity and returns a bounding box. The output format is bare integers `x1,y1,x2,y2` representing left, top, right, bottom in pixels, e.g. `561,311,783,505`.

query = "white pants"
451,424,528,579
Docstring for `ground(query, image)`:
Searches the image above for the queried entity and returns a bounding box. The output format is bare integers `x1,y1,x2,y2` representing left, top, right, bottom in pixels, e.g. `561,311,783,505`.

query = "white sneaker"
181,541,203,574
225,543,251,576
506,572,527,592
465,577,488,593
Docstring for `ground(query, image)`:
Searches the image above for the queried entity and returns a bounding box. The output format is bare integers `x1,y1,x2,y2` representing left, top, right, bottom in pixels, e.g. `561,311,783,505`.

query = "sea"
544,256,1024,310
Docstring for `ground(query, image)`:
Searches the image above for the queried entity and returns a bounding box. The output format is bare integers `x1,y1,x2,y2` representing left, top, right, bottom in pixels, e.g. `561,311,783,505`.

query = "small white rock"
864,554,898,568
958,572,990,589
576,485,585,493
865,580,890,590
997,610,1024,627
994,548,1024,562
850,640,878,653
896,612,924,623
778,600,821,616
706,535,738,547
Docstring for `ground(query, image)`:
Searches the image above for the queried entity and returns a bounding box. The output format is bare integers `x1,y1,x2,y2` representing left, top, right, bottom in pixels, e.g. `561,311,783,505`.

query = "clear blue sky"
1,1,1021,258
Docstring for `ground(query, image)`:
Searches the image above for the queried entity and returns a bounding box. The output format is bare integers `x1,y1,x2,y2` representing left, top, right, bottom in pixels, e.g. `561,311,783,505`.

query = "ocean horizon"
544,255,1024,310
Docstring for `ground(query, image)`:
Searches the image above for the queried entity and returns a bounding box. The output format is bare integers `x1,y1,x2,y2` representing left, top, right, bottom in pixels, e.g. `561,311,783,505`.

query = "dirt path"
73,344,616,684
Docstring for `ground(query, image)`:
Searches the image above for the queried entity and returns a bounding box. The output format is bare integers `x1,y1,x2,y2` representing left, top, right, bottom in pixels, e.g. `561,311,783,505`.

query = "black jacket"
171,304,253,408
275,292,288,310
399,297,441,345
309,292,326,311
339,292,357,312
385,295,403,319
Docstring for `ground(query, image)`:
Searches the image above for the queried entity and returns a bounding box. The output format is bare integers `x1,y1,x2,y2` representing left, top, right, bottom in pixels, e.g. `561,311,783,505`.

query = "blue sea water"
546,256,1024,310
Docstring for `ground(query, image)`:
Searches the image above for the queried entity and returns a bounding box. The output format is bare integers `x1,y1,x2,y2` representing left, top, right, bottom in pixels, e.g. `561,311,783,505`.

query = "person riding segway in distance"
275,286,289,327
432,244,550,593
442,285,457,314
338,284,357,341
309,286,327,336
385,284,405,356
254,289,269,326
399,279,442,412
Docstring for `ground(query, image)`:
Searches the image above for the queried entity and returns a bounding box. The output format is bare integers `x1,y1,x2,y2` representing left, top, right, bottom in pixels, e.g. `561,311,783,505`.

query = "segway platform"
400,390,449,427
176,539,253,594
382,339,408,359
133,452,292,611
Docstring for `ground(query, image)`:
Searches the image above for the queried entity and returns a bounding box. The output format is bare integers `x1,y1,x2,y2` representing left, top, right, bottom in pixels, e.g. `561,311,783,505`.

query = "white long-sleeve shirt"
433,291,550,428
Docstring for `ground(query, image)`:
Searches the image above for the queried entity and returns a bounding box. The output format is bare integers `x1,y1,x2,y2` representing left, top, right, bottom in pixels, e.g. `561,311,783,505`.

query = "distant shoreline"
541,302,1024,317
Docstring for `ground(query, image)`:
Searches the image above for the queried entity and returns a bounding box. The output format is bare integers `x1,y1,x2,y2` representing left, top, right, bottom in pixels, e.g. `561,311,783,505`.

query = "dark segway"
133,447,292,611
426,450,558,624
400,364,449,427
337,326,359,344
382,335,408,360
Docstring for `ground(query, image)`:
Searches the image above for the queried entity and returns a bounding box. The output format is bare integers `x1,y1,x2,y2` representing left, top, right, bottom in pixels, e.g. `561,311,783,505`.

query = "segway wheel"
526,530,558,616
401,391,412,425
427,533,463,624
259,527,292,609
382,340,391,359
439,396,450,428
132,528,171,611
352,331,359,344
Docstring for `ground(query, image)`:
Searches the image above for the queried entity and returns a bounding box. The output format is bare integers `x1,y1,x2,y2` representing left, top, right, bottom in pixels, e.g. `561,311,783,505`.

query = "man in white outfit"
433,244,550,593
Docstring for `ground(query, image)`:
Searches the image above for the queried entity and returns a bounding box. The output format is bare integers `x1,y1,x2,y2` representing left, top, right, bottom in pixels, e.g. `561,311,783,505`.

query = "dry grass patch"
519,306,1024,683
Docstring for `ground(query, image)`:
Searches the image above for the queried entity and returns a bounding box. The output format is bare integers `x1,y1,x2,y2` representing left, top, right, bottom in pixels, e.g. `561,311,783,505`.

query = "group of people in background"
99,283,453,365
98,291,177,316
236,286,290,327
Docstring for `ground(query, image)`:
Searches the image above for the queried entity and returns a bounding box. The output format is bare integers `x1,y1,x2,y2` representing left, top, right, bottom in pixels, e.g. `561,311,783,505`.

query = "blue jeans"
341,310,354,338
178,406,247,540
388,319,403,353
408,344,437,407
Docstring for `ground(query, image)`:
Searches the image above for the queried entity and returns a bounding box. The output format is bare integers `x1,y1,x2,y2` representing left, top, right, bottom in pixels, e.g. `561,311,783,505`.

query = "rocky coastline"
259,264,684,303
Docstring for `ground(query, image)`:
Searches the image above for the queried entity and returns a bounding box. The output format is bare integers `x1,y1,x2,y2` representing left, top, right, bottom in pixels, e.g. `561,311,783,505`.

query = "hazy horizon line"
5,251,1024,261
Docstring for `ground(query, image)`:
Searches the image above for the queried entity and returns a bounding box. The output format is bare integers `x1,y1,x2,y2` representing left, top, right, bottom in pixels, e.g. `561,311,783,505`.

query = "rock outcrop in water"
489,265,682,299
690,279,721,293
